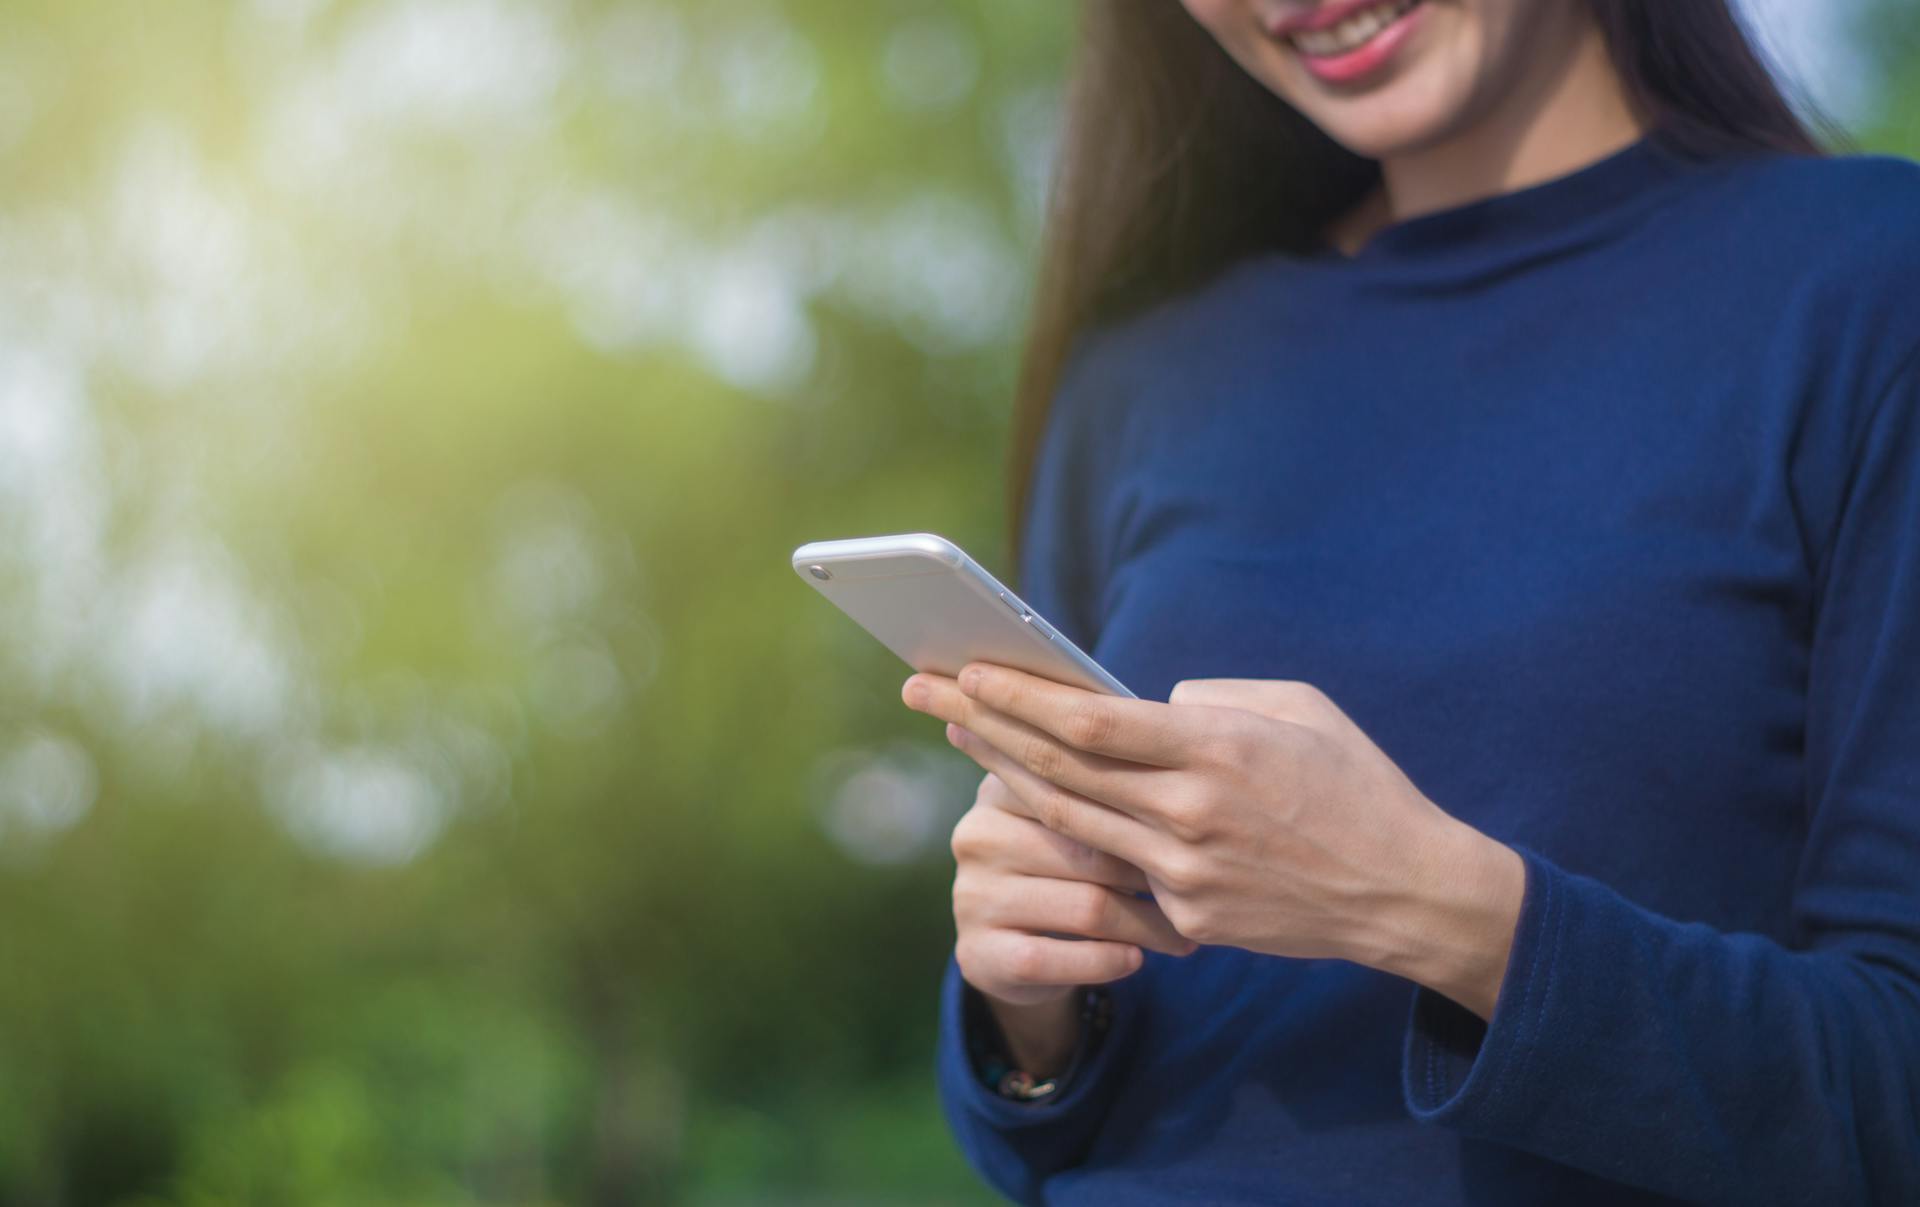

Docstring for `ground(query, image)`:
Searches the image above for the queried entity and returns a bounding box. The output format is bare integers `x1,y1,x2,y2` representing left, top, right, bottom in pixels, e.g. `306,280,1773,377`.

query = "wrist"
982,990,1082,1077
1375,820,1526,1021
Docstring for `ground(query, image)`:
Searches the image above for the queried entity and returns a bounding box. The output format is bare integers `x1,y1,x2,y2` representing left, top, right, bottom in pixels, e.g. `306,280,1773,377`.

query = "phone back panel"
792,533,1134,698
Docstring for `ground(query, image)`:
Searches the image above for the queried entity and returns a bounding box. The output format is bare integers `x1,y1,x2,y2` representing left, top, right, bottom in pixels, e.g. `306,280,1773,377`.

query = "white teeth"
1290,0,1417,58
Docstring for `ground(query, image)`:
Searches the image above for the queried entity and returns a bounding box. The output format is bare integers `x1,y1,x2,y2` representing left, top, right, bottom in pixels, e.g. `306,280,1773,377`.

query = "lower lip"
1288,2,1426,85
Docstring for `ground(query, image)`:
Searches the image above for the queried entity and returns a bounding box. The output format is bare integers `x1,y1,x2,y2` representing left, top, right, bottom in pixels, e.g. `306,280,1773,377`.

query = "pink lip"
1274,1,1425,85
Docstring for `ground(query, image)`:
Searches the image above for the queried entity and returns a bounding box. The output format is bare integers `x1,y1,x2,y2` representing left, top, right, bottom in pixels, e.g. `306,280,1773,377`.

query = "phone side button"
997,591,1028,618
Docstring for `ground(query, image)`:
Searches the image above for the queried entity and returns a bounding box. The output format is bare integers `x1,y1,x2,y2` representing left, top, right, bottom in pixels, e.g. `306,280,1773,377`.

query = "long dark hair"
1006,0,1826,558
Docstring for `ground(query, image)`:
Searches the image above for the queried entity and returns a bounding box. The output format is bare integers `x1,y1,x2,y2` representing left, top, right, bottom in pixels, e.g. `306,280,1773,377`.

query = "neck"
1380,12,1646,224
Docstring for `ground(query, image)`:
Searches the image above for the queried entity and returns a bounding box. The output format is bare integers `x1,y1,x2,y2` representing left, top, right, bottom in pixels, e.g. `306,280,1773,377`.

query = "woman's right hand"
951,772,1195,1074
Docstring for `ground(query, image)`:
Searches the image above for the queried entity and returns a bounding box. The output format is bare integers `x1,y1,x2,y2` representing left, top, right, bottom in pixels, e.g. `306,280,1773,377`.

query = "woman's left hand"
903,664,1527,1020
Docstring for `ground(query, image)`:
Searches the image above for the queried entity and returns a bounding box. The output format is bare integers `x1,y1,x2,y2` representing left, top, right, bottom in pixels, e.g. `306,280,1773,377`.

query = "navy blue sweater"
936,138,1920,1205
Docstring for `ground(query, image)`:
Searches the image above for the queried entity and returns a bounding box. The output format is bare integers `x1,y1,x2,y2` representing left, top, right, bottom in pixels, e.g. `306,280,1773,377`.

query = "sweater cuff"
1401,844,1567,1131
938,955,1141,1131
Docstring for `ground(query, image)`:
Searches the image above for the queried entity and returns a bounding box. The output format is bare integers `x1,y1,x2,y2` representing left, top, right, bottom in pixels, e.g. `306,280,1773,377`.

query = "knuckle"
953,803,1015,858
1032,789,1069,835
1175,907,1224,946
1019,730,1064,782
1160,789,1213,841
1153,848,1208,896
1062,700,1115,750
1280,679,1332,715
1043,783,1087,838
949,813,983,862
1067,884,1111,935
1157,896,1197,936
957,937,1006,996
950,871,985,919
1004,935,1049,983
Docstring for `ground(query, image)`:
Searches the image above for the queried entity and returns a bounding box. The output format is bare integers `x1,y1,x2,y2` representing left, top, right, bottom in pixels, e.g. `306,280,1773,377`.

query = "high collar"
1306,135,1699,280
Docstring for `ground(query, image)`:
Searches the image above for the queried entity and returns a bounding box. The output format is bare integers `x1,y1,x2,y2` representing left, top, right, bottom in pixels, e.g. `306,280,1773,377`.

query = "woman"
900,1,1920,1203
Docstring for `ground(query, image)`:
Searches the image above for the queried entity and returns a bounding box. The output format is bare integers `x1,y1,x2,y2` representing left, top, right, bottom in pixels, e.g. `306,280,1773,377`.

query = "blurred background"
0,1,1913,1204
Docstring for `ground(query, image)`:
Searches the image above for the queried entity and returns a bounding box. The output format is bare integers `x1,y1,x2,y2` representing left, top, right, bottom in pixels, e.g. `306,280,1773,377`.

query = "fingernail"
960,666,982,696
903,677,928,708
945,722,966,748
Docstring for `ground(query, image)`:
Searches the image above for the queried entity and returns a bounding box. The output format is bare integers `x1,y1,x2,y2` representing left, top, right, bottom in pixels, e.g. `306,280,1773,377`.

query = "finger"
961,799,1151,892
986,876,1193,957
967,660,1205,763
948,722,1166,871
1167,678,1268,708
915,674,1175,822
1020,818,1153,893
1172,677,1343,728
962,663,1201,767
975,930,1146,989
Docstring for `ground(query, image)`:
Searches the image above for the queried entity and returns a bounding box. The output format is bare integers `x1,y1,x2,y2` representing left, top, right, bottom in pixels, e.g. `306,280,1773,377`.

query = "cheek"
1279,1,1498,157
1401,0,1580,135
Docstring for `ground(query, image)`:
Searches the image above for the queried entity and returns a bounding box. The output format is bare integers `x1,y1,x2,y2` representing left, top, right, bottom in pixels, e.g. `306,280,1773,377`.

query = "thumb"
1168,677,1271,709
1169,677,1332,724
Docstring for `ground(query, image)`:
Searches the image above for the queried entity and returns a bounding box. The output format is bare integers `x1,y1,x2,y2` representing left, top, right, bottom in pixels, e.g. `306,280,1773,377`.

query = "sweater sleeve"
1401,352,1920,1205
935,957,1148,1204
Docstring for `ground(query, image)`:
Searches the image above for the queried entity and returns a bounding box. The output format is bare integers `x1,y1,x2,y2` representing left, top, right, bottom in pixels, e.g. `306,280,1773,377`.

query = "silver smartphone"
791,533,1135,698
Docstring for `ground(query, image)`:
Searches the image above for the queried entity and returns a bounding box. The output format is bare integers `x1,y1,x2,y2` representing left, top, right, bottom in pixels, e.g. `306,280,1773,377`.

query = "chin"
1190,0,1498,161
1283,64,1483,160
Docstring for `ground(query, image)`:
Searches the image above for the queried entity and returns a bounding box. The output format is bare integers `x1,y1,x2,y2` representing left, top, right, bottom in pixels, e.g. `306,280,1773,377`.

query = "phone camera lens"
808,565,831,581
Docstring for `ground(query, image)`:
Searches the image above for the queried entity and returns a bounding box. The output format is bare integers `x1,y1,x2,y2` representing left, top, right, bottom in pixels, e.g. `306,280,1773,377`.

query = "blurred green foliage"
0,0,1066,1202
1861,2,1920,152
0,1,1914,1205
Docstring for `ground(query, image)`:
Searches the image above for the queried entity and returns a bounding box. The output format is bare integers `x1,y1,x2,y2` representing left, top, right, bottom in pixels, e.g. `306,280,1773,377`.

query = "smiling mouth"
1286,0,1424,58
